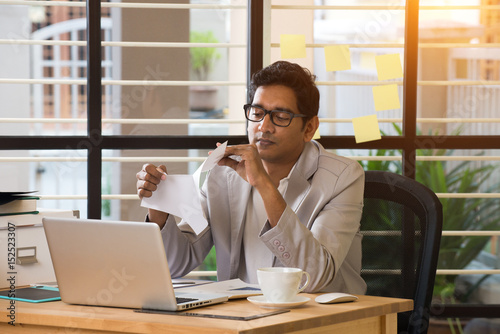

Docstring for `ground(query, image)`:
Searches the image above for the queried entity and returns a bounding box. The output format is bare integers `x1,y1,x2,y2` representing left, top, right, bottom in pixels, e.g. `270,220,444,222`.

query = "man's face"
248,85,312,165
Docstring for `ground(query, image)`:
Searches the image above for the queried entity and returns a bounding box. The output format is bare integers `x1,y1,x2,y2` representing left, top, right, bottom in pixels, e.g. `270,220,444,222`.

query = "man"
136,60,366,294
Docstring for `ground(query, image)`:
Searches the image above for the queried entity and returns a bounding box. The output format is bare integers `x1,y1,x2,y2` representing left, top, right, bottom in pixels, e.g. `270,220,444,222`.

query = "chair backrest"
361,171,443,334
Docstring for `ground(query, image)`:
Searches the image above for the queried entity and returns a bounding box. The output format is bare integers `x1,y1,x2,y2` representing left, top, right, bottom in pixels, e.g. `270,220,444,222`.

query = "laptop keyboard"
176,296,198,304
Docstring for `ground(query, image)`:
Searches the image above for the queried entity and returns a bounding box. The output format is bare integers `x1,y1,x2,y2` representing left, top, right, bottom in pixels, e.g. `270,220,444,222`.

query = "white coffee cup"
257,267,310,303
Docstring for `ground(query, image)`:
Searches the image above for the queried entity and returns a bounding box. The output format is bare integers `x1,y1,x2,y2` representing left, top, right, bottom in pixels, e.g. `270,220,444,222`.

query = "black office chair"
361,171,443,334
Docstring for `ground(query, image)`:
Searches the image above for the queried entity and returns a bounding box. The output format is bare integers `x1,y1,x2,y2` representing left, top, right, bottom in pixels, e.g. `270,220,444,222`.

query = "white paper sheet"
141,174,208,235
140,141,230,235
175,278,262,299
201,140,228,172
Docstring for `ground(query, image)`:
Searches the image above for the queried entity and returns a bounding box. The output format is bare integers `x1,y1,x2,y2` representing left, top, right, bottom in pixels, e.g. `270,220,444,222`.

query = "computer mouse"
314,292,358,304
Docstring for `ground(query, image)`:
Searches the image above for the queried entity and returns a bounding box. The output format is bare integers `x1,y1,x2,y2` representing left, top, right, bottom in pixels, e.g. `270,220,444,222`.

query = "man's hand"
136,163,166,199
136,163,169,228
217,144,286,227
217,144,270,188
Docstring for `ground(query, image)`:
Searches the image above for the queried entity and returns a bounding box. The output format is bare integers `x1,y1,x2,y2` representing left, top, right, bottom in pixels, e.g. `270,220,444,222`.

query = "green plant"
189,31,221,81
197,246,217,281
101,163,112,217
359,123,500,302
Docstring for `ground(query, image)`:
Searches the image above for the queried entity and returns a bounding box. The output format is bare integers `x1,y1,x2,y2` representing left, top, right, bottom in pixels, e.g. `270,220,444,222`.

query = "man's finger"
138,179,158,191
143,163,164,179
157,165,167,179
137,188,152,199
218,156,240,170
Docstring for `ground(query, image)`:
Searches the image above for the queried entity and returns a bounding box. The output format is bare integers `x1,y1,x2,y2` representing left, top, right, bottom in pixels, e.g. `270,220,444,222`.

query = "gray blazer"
161,141,367,294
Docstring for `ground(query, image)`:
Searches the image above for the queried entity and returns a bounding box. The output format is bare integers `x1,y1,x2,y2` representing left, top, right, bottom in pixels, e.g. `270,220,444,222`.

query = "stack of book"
1,191,77,289
0,191,39,217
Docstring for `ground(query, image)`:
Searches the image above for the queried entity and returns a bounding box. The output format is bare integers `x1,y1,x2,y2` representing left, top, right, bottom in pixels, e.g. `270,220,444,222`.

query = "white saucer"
247,295,311,309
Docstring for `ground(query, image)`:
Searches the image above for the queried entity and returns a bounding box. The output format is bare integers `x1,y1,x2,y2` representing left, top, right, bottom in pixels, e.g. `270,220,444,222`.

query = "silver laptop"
42,217,228,311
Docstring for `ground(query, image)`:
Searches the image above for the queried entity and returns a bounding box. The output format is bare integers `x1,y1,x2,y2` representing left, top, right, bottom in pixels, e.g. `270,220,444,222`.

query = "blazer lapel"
283,141,320,217
227,172,252,277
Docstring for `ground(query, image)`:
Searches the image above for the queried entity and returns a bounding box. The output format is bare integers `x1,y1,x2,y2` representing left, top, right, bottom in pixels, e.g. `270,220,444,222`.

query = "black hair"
248,61,320,121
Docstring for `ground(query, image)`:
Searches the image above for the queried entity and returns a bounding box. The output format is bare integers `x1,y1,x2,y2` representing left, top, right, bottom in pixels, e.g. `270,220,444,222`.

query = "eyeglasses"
244,104,307,127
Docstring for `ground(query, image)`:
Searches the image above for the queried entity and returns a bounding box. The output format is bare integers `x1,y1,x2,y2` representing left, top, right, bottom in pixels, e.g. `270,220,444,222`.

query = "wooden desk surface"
1,294,412,334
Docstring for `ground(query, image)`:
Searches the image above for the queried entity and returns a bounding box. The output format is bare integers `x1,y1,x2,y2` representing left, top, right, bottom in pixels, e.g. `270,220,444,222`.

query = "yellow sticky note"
324,45,351,71
360,52,376,69
372,84,401,111
312,128,321,140
352,115,381,144
280,34,306,59
375,53,403,81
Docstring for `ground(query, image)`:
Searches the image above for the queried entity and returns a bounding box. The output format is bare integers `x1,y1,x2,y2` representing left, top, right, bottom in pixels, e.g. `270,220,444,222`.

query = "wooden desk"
1,294,412,334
